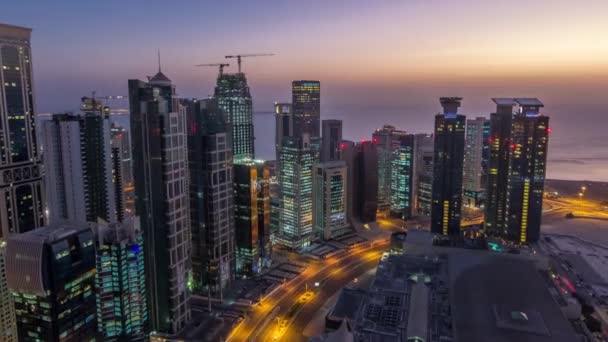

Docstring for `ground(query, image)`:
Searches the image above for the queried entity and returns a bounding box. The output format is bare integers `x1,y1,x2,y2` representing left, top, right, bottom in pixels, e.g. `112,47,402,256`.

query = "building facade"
321,119,342,162
340,140,378,223
110,123,133,216
292,80,320,138
463,117,490,208
129,69,191,334
412,134,434,217
42,98,118,225
277,135,318,249
94,217,148,341
485,98,549,244
313,161,349,240
373,125,407,214
0,23,44,237
0,241,16,342
390,134,414,220
6,224,97,341
187,98,235,294
431,97,466,236
215,73,254,158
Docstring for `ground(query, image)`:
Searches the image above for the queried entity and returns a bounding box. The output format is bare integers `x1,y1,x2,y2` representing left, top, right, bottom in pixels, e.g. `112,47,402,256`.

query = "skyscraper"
0,23,44,237
313,161,349,240
129,68,191,334
42,97,118,225
463,117,490,208
94,217,148,341
110,123,134,216
485,98,549,243
215,73,254,158
321,119,342,162
275,102,293,166
187,98,235,294
292,80,320,137
431,97,466,236
0,241,16,342
340,140,378,223
390,134,414,220
234,158,270,276
412,133,434,217
277,135,317,249
6,224,97,342
373,125,406,214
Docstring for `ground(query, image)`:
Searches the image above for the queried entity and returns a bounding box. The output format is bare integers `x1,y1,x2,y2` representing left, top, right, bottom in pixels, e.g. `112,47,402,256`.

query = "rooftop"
514,98,544,107
492,98,518,106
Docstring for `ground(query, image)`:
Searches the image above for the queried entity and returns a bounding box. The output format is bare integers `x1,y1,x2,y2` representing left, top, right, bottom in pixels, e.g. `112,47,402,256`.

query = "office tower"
373,125,406,214
340,140,378,223
110,123,134,215
485,98,549,243
42,97,118,225
412,134,434,216
321,119,342,162
0,241,16,342
463,117,490,208
186,98,235,294
215,73,254,158
292,80,320,137
0,23,44,236
5,224,97,341
390,134,414,220
94,217,148,341
129,68,191,334
431,97,466,236
277,135,317,249
313,161,349,240
275,103,293,165
234,159,270,276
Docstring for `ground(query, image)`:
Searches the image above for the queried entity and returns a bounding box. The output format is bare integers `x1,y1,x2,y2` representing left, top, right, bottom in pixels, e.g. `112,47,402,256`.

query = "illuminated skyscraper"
186,98,235,294
277,135,318,249
42,97,118,225
94,217,148,341
321,119,342,162
463,117,490,208
0,23,44,237
412,133,434,217
431,97,466,236
6,224,97,342
0,241,16,342
390,134,414,220
275,102,293,165
129,68,191,334
485,98,549,243
110,123,134,216
292,81,320,137
373,125,407,214
313,161,349,240
215,73,254,158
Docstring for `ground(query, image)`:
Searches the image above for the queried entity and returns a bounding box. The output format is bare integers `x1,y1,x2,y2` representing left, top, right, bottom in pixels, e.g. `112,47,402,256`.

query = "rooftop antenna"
157,49,162,73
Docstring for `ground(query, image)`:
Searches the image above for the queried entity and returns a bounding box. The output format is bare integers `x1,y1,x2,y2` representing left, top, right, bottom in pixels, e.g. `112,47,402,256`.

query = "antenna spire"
157,49,161,73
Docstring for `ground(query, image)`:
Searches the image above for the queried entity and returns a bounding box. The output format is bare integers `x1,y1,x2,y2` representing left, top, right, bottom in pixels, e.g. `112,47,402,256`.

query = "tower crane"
224,53,275,73
195,63,230,76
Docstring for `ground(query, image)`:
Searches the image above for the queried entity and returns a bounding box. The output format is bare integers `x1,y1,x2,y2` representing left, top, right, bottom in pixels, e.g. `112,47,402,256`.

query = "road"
226,241,388,342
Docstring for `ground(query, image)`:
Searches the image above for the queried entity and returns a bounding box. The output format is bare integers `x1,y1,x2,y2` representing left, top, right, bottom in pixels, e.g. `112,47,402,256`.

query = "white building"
313,161,349,240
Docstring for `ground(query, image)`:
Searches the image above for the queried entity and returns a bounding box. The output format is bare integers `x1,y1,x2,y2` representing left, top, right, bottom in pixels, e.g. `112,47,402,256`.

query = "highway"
226,241,389,342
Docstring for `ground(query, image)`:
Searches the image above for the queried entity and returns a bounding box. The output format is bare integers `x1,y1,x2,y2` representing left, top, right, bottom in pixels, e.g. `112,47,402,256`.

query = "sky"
3,0,608,180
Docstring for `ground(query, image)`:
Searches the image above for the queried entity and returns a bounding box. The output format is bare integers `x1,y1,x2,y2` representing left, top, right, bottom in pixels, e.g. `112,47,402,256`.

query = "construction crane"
195,63,230,76
224,53,275,73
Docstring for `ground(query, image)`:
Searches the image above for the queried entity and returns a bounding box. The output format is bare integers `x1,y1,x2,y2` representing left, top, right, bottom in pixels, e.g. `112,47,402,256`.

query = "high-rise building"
277,135,318,249
6,224,97,341
390,134,414,220
42,98,118,225
110,123,134,215
93,217,148,341
340,140,378,223
321,119,342,162
373,125,406,214
431,97,466,236
234,158,270,276
275,103,293,165
485,98,549,243
412,133,434,217
186,98,235,294
0,23,44,342
215,73,254,158
129,68,191,334
292,81,320,137
313,161,349,240
463,117,490,208
0,23,44,237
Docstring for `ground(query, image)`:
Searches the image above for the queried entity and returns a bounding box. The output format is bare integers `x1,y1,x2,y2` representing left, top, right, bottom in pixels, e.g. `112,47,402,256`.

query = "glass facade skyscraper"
129,69,191,334
463,117,490,208
6,224,97,342
431,97,466,236
94,217,148,341
215,73,254,158
390,134,414,220
292,81,320,138
340,140,378,223
321,119,342,162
